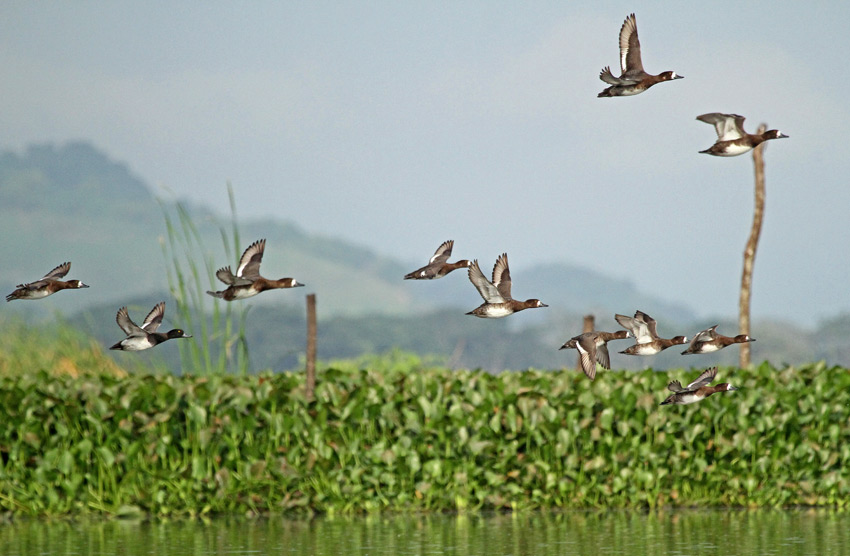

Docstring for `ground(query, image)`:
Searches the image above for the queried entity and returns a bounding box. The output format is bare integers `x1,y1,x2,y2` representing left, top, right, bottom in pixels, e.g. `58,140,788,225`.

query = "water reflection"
0,510,847,555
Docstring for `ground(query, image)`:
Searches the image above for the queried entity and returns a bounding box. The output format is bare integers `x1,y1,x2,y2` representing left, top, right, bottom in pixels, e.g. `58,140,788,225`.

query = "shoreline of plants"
1,354,848,517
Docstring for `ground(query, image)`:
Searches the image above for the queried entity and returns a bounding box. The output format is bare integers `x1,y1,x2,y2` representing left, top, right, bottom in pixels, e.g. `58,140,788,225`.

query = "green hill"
6,141,846,372
1,141,697,323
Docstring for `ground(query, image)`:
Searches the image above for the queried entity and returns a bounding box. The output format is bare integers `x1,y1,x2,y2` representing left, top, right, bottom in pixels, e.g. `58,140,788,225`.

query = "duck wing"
141,302,166,332
686,367,718,390
616,313,652,344
595,341,612,370
694,325,719,342
619,13,644,75
468,260,505,303
684,325,717,351
115,306,144,336
667,380,686,393
574,335,599,380
491,253,513,300
429,240,454,265
236,239,266,279
697,113,745,141
216,266,253,286
634,310,659,339
43,262,71,281
599,66,637,85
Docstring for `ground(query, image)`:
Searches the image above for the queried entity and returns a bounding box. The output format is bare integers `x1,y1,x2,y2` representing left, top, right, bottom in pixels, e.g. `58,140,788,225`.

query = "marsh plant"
158,184,250,375
1,358,848,516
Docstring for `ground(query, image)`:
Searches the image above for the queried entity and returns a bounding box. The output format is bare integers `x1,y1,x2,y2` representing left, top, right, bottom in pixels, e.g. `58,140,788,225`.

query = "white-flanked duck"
404,240,472,280
110,302,191,351
697,113,788,156
559,330,631,380
598,13,683,97
661,367,738,405
5,262,88,302
207,239,303,301
682,325,755,355
466,253,547,318
616,310,687,355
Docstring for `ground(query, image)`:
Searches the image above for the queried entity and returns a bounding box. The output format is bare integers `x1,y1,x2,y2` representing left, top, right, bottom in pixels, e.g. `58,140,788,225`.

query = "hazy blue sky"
2,2,848,326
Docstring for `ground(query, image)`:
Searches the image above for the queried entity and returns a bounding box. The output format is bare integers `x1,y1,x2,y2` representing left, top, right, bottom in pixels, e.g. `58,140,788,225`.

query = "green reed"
1,356,848,517
158,183,250,375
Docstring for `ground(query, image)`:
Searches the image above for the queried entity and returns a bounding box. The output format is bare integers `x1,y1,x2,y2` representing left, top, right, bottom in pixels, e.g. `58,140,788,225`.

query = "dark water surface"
1,510,847,555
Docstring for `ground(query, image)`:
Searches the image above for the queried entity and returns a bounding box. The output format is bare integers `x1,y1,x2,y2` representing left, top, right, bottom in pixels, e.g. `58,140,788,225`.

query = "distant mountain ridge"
1,141,698,324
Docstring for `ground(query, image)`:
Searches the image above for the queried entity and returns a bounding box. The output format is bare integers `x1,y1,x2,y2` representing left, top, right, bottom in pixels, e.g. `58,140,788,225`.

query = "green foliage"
0,359,848,516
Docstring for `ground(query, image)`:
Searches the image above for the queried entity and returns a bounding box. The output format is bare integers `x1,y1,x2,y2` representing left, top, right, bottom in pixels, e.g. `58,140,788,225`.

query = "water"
1,510,847,555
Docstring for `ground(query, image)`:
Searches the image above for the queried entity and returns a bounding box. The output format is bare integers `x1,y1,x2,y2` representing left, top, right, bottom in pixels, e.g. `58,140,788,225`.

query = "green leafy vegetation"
1,347,847,516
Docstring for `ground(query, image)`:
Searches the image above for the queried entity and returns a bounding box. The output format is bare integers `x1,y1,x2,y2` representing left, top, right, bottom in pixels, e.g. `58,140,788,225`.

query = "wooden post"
305,293,317,401
739,124,767,369
577,314,595,372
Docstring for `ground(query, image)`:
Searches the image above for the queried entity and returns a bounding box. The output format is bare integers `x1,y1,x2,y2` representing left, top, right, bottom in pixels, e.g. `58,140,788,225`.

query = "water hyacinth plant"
0,357,848,516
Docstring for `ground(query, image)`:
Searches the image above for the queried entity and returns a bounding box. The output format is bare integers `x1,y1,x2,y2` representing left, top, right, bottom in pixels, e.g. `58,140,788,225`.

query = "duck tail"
206,290,224,299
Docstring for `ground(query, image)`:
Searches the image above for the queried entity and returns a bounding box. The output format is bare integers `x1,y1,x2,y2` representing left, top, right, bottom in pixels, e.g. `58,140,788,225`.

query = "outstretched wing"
575,335,598,380
141,302,166,332
468,260,505,303
43,262,71,281
619,13,643,74
686,367,718,390
615,313,652,344
667,380,686,393
697,113,745,141
429,240,454,265
634,310,659,339
694,325,719,343
236,239,266,279
599,66,637,85
216,266,253,286
115,306,144,336
491,253,512,300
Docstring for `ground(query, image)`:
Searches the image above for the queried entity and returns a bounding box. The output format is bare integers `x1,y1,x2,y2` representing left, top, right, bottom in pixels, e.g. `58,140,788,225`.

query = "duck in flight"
466,253,547,318
560,330,631,380
660,367,738,405
5,262,88,301
697,113,788,156
404,240,472,280
682,325,755,355
110,301,191,351
207,239,304,301
616,310,687,355
598,13,683,97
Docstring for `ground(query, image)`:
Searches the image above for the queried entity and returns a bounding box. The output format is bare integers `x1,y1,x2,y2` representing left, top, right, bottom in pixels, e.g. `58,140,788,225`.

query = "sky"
2,1,848,327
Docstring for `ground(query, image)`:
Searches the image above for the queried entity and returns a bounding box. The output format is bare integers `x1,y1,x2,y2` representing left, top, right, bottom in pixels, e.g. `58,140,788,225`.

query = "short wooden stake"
305,294,317,401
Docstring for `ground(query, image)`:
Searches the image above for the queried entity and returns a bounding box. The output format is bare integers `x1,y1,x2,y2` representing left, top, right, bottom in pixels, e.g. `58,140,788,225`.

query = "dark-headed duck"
560,330,631,380
682,325,755,355
616,310,687,355
110,302,191,351
466,253,547,318
697,113,788,156
660,367,737,405
404,240,472,280
597,13,683,98
6,262,88,302
207,239,304,301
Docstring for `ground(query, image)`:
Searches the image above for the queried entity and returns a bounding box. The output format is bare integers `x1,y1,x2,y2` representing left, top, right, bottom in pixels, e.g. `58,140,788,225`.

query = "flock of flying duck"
404,239,751,405
6,13,783,407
